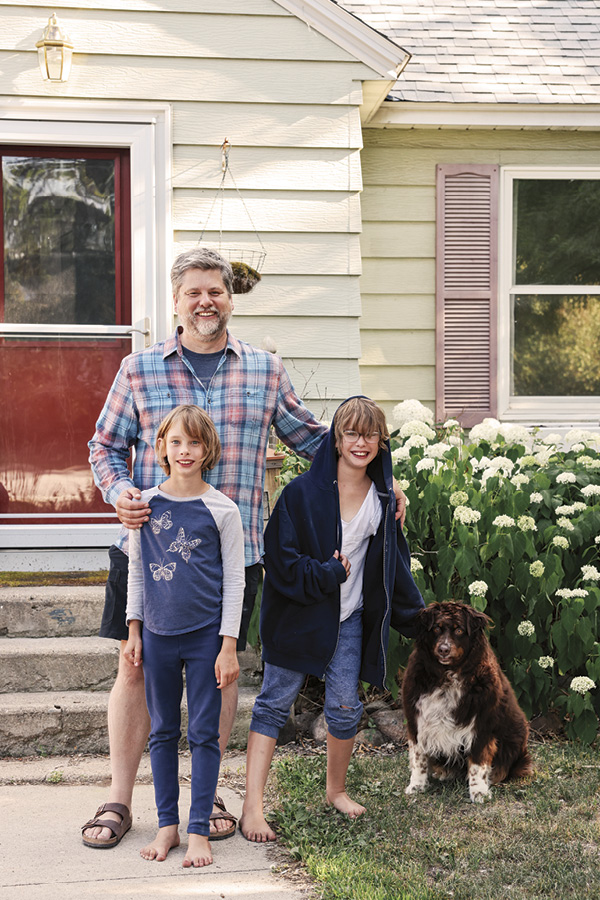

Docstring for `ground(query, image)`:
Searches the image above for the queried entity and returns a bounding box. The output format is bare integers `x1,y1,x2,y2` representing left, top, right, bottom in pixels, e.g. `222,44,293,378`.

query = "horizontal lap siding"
2,0,376,413
359,128,600,423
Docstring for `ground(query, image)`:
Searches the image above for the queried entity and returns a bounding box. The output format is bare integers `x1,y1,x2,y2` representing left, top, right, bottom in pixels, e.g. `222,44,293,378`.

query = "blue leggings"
251,608,364,741
142,622,221,835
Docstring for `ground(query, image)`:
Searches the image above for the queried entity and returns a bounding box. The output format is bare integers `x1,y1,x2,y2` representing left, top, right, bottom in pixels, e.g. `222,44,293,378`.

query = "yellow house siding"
1,0,381,418
359,127,600,421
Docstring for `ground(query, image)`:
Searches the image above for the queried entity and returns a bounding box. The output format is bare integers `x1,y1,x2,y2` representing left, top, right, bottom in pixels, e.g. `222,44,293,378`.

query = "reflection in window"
511,178,600,398
2,155,116,325
512,295,600,396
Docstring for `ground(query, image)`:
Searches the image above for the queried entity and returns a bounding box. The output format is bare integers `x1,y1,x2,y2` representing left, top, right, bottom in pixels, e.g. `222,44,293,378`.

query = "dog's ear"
416,604,441,634
464,606,492,635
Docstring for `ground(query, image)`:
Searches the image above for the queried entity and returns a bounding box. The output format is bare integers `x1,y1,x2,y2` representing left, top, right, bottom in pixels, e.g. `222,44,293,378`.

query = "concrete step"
0,586,104,638
0,637,120,693
0,686,258,757
0,636,262,694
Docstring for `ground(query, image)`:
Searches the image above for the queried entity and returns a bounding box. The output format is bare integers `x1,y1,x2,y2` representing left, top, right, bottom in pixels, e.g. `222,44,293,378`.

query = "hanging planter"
199,139,266,294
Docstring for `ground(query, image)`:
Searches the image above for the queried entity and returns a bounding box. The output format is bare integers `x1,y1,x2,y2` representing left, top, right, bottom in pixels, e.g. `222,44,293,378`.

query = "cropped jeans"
251,607,363,741
142,621,221,836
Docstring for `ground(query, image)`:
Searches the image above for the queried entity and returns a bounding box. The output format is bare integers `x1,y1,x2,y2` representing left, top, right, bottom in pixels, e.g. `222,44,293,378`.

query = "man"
83,248,406,847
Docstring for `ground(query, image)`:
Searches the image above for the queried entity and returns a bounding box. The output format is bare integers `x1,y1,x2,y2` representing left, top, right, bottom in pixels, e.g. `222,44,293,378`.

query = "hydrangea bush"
390,400,600,743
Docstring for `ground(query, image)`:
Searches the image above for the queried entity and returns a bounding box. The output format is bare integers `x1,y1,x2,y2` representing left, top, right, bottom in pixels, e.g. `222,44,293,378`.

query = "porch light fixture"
36,13,74,83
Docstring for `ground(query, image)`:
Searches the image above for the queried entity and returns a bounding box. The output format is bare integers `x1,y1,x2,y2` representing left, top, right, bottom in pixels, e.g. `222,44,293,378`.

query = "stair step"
0,637,119,693
0,586,104,638
0,686,258,757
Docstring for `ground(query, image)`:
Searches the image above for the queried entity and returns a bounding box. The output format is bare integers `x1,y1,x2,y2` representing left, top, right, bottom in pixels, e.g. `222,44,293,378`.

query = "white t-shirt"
339,481,382,622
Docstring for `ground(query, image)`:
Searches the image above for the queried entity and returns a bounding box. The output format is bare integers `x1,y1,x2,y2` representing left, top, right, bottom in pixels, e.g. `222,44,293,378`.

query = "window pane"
512,294,600,396
2,156,117,324
514,180,600,286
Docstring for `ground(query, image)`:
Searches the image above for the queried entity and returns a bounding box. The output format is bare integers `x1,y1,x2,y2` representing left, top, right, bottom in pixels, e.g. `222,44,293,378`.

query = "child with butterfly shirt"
124,404,244,868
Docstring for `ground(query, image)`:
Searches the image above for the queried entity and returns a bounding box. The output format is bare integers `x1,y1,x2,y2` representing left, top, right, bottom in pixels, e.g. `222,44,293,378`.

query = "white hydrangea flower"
517,515,537,532
529,561,545,577
443,418,460,429
492,515,516,527
538,656,555,669
397,479,410,491
416,457,436,473
581,484,600,499
400,420,437,441
565,428,597,446
555,504,578,517
556,472,577,484
556,588,589,599
410,558,423,573
552,536,569,549
405,434,429,450
453,506,482,525
469,422,500,443
534,450,553,466
542,433,563,446
481,468,504,487
511,474,530,488
392,400,434,428
448,435,463,446
581,565,600,582
530,492,544,503
490,456,515,474
571,442,586,453
424,442,452,459
391,446,410,462
519,455,538,466
468,581,488,598
498,423,531,445
449,491,469,507
596,536,600,544
570,676,596,695
557,517,575,531
517,620,535,637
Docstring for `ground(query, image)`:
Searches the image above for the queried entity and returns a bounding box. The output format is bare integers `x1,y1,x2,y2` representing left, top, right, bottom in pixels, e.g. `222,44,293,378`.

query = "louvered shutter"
436,164,499,427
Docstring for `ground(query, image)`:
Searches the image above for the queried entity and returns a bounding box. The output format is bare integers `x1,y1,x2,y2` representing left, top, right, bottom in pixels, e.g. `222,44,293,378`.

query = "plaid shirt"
89,329,326,565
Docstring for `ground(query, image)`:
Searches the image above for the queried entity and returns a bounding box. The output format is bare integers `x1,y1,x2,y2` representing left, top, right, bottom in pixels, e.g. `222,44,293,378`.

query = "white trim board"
273,0,410,80
369,102,600,130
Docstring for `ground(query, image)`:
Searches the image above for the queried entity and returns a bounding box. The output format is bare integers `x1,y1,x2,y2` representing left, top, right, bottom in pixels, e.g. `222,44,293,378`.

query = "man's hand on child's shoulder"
392,481,407,528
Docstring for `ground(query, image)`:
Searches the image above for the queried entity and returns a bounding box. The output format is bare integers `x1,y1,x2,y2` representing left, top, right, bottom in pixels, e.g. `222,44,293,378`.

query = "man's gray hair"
170,248,234,297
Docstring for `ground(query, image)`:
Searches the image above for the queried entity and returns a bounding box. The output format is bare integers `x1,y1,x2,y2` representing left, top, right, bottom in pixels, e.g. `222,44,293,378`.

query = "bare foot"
183,833,213,867
140,824,180,861
326,790,366,819
239,810,277,843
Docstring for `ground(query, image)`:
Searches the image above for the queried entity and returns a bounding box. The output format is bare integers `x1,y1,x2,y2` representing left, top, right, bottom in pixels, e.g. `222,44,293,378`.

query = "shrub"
390,403,600,743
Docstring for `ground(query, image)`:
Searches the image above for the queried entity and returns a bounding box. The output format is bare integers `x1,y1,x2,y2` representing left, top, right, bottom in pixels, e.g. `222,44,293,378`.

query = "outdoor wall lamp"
36,13,73,83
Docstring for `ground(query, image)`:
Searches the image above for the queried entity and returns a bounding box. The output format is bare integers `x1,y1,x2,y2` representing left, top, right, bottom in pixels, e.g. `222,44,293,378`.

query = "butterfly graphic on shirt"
167,527,202,563
149,560,177,581
150,510,174,535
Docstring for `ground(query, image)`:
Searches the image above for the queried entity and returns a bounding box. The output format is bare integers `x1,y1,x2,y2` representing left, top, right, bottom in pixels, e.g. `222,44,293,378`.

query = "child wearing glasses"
239,396,424,841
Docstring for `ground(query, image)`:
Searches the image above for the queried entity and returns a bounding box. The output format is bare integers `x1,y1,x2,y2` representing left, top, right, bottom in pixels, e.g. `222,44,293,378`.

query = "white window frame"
498,166,600,425
0,100,173,549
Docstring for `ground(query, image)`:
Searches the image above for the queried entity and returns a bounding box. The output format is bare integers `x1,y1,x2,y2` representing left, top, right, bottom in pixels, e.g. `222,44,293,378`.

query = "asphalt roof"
340,0,600,103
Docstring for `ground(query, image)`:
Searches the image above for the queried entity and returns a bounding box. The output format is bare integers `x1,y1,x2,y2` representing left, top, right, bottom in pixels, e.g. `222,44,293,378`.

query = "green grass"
271,742,600,900
0,571,108,587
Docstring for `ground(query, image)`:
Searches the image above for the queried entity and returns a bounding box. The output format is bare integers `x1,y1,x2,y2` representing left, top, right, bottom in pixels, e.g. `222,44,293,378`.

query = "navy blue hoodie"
260,398,424,688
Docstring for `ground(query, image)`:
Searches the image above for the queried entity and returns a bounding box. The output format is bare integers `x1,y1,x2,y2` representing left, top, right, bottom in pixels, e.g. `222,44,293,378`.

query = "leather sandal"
81,802,132,849
209,793,237,841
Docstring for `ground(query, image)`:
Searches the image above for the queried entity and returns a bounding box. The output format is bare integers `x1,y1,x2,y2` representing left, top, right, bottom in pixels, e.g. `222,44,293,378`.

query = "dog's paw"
405,782,426,796
469,787,490,803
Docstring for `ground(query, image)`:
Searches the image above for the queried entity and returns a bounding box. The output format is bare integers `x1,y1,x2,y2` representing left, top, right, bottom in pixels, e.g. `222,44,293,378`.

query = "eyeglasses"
342,430,381,444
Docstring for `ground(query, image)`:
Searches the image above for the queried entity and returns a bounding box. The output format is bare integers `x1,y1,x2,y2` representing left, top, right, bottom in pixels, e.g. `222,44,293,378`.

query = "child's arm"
215,635,239,689
124,618,143,667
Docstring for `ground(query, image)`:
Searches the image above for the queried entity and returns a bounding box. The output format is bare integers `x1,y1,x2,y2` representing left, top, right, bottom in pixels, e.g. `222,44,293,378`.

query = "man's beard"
183,307,230,338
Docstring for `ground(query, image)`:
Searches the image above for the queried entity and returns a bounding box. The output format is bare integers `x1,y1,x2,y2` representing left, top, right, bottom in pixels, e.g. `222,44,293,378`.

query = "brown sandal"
81,802,132,849
208,794,237,841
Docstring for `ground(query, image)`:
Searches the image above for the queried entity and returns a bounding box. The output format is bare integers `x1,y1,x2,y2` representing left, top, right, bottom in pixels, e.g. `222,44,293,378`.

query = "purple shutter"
436,164,499,427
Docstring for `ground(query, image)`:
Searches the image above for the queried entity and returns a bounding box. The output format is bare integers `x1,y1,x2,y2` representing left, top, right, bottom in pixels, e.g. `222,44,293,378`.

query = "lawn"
269,740,600,900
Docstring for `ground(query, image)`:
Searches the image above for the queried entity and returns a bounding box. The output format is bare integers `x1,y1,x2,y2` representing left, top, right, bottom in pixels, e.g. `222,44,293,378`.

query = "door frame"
0,100,173,551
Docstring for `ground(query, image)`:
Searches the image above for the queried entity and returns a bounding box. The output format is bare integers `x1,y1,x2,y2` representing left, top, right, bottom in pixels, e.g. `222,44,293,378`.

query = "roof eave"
274,0,411,80
369,100,600,130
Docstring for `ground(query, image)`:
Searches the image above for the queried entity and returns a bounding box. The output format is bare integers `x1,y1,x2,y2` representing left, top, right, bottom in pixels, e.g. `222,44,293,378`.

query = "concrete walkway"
0,754,309,900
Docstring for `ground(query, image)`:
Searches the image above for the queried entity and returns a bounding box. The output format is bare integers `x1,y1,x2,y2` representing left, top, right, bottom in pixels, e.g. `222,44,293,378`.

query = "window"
499,168,600,421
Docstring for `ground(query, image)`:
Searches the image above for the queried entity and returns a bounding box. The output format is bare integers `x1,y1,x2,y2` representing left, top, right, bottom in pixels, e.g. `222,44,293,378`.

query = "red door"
0,147,131,529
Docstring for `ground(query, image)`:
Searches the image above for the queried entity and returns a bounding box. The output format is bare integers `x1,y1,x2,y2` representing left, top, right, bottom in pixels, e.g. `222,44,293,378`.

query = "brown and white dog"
402,602,533,803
